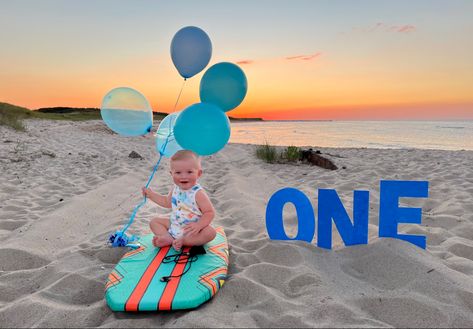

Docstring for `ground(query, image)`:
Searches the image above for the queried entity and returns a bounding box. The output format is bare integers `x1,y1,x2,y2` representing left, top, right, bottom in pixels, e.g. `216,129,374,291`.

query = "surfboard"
105,226,228,311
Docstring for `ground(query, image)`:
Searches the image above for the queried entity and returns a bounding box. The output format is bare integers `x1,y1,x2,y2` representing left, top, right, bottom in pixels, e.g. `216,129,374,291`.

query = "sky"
1,0,472,120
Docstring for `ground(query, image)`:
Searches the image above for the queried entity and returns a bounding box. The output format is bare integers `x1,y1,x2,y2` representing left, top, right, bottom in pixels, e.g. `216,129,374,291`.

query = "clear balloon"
174,103,230,156
171,26,212,79
155,112,183,158
100,87,153,136
200,62,248,112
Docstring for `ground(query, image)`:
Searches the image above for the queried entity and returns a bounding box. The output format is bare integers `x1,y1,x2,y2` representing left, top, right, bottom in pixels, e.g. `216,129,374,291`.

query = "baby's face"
170,158,202,190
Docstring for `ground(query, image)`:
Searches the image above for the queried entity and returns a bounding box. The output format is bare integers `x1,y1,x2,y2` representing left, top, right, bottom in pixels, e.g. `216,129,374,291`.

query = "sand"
1,119,473,328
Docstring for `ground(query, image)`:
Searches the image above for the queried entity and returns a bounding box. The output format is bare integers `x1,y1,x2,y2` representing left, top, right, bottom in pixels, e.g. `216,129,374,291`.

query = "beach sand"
1,119,473,328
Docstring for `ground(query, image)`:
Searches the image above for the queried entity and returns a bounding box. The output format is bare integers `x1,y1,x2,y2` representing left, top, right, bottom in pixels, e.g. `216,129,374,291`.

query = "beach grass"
256,143,303,164
282,145,300,162
256,142,279,163
0,102,32,131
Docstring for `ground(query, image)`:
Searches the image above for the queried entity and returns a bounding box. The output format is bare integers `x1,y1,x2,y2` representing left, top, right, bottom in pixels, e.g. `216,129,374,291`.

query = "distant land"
35,106,264,122
0,102,262,131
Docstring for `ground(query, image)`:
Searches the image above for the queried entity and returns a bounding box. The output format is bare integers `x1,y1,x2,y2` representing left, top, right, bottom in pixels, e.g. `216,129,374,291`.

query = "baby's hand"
183,222,203,237
142,187,151,197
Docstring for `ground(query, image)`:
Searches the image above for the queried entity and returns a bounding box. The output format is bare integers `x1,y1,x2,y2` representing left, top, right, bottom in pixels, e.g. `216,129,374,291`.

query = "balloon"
200,62,248,112
155,112,183,158
100,87,153,136
174,103,230,156
171,26,212,79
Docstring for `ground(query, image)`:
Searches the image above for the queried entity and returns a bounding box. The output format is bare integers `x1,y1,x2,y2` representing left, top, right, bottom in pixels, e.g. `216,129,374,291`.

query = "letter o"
265,188,315,242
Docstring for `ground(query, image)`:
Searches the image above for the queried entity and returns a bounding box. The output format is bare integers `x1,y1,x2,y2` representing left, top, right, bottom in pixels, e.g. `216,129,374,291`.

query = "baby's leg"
149,216,173,247
180,225,217,248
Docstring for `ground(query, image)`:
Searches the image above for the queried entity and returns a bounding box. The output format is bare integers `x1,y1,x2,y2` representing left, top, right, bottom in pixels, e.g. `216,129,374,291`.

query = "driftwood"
300,148,338,170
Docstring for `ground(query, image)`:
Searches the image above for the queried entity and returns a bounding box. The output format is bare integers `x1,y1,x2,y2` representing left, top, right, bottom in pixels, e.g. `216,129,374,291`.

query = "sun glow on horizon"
1,1,472,120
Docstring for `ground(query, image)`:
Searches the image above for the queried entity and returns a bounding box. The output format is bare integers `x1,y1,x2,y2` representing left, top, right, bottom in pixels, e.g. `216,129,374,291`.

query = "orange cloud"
352,23,417,34
236,60,254,65
395,25,416,33
235,52,323,65
286,52,322,61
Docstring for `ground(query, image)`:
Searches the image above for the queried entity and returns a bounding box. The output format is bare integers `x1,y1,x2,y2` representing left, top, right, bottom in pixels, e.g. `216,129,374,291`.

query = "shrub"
0,103,27,131
256,142,278,163
283,146,300,162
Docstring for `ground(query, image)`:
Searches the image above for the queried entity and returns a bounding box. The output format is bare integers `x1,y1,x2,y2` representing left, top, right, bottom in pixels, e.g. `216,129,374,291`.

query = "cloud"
395,25,416,33
352,22,417,34
236,60,254,65
236,52,323,65
286,52,322,61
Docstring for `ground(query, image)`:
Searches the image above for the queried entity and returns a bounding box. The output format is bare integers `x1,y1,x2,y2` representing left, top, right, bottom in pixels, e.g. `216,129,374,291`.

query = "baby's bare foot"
172,238,183,252
152,235,173,248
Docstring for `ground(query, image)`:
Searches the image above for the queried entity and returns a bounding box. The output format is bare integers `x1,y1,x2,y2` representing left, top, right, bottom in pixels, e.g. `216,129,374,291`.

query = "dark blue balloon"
174,103,230,156
200,62,248,112
171,26,212,79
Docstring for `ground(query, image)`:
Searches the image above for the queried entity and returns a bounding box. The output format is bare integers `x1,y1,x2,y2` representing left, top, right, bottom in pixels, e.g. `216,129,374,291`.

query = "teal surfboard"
105,227,228,311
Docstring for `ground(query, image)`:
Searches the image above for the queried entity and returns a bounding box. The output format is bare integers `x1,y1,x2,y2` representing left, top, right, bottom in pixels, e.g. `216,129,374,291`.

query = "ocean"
229,120,473,151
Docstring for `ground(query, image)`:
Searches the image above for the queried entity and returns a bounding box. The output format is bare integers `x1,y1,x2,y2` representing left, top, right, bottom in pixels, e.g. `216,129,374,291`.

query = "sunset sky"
1,0,472,120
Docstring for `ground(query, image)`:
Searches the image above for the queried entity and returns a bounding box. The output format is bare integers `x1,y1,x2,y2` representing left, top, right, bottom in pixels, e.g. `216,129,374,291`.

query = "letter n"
317,189,369,249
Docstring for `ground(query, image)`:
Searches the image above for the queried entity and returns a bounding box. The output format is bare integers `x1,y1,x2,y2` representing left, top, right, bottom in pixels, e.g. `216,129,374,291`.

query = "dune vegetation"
1,102,262,132
0,102,169,131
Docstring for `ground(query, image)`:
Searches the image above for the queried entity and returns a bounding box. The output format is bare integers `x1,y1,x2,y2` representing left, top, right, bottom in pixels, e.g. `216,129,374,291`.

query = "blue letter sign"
317,189,369,249
265,188,315,242
265,180,428,250
379,180,429,249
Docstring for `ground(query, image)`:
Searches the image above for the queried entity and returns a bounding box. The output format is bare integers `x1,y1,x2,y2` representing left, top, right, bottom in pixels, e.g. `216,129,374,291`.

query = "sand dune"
1,119,473,327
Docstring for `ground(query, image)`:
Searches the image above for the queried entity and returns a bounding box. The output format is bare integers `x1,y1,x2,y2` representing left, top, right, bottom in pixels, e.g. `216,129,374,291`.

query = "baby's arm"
183,190,215,236
142,188,172,209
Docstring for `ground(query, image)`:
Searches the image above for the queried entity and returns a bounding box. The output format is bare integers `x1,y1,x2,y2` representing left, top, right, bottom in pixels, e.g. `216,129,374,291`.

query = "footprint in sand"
39,273,104,305
78,245,127,264
255,243,304,267
287,272,322,296
0,248,49,271
356,297,448,327
0,220,27,231
447,242,473,261
340,246,429,290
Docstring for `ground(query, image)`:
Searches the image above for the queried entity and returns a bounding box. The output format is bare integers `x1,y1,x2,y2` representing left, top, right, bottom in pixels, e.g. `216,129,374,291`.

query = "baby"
142,150,216,251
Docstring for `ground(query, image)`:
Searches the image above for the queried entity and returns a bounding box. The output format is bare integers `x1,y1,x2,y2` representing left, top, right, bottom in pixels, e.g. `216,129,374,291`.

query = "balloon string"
119,131,172,236
119,78,178,237
173,78,187,112
119,152,163,235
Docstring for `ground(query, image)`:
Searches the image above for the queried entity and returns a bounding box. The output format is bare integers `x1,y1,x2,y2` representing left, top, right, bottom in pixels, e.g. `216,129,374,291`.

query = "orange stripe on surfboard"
158,247,191,311
125,246,170,311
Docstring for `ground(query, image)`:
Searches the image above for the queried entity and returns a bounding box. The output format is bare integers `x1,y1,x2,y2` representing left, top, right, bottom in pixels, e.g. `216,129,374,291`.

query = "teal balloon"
174,103,230,156
100,87,153,136
171,26,212,79
155,112,183,158
200,62,248,112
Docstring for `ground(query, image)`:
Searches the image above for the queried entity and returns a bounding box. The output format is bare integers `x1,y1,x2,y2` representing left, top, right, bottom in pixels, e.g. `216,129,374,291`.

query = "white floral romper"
168,184,203,239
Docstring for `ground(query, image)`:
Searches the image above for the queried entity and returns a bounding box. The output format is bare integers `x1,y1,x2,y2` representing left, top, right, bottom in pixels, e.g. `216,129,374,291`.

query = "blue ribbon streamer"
109,133,171,248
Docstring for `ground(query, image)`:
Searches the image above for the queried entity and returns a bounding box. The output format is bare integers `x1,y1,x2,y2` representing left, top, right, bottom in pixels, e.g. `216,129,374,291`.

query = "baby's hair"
171,150,201,168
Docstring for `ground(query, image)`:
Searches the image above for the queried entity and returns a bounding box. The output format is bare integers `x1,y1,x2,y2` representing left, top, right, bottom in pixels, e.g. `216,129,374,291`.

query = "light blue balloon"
200,62,248,112
100,87,153,136
155,112,183,158
171,26,212,79
174,103,230,156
